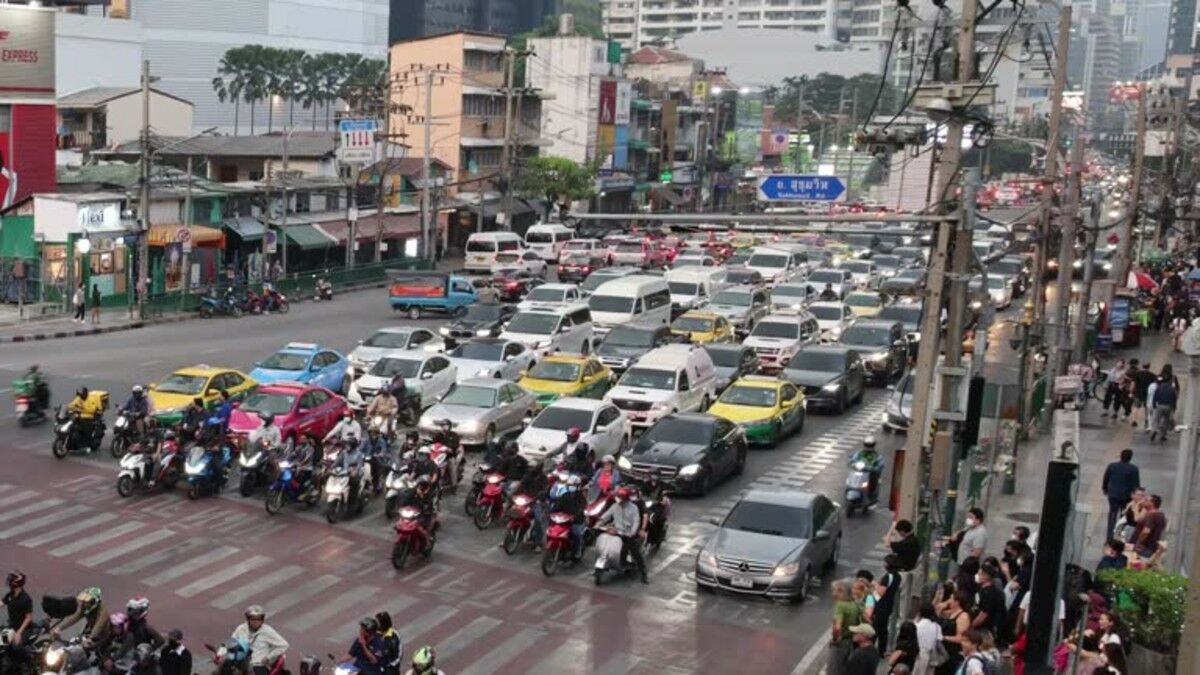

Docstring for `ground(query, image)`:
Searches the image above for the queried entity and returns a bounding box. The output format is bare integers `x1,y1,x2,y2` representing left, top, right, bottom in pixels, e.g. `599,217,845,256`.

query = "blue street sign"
337,119,377,133
757,175,846,201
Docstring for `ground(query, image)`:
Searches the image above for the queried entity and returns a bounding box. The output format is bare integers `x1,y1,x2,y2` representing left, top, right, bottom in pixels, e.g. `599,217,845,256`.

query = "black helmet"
416,476,431,487
6,571,25,587
503,440,519,456
77,387,89,399
406,430,419,443
260,413,275,426
192,397,205,408
359,617,379,633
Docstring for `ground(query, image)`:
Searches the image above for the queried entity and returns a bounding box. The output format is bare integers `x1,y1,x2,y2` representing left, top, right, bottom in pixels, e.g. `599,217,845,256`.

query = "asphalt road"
0,288,900,674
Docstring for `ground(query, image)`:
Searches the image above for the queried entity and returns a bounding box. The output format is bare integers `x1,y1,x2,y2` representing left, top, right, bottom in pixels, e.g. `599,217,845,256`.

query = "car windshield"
370,358,422,379
668,282,699,296
495,253,520,263
726,269,759,284
873,255,901,269
748,253,788,268
259,352,308,371
527,361,581,382
841,261,871,273
846,294,880,308
506,312,559,335
675,256,705,265
526,287,566,303
239,391,296,416
712,291,751,306
896,269,925,280
987,277,1008,290
582,274,622,292
466,240,495,253
526,231,554,243
842,325,892,346
441,384,497,408
809,305,843,321
589,295,634,313
786,351,844,372
674,315,715,332
604,327,657,348
878,306,922,326
705,347,744,367
563,241,592,251
726,253,750,266
449,342,503,361
532,406,593,431
719,385,777,407
722,500,812,539
157,374,208,395
462,304,504,322
639,417,712,445
751,321,798,339
809,270,843,284
363,331,410,348
616,242,643,252
773,285,807,298
620,367,675,390
988,261,1023,276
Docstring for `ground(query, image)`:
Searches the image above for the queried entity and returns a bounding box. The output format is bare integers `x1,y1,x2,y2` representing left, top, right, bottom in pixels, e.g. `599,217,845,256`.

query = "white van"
746,246,809,286
604,343,719,428
499,303,594,356
587,275,672,335
524,223,575,261
666,266,728,312
465,232,524,272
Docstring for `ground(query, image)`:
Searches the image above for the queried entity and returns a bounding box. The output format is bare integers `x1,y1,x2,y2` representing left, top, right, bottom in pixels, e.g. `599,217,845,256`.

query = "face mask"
975,574,985,584
965,517,977,527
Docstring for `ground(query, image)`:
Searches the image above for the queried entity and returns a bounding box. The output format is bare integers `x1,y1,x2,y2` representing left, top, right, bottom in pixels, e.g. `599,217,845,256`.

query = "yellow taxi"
670,310,735,344
148,365,257,425
845,291,886,318
517,354,614,407
706,375,805,446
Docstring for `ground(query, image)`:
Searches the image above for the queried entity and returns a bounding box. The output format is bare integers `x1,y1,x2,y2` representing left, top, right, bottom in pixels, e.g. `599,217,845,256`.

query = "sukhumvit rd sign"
0,6,55,102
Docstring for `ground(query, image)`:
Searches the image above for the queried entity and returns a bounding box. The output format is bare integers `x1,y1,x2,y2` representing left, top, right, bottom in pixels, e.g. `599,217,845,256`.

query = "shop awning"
223,217,266,241
147,224,225,247
654,187,687,207
316,213,420,244
0,215,35,258
284,224,339,250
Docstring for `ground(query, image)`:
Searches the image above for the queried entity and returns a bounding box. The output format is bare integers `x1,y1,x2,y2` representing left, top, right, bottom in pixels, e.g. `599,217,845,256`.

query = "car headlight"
618,456,632,471
651,401,670,411
476,328,492,337
1072,260,1083,268
1103,262,1112,271
870,351,889,362
678,463,701,477
476,368,494,377
772,561,802,577
439,327,451,336
535,340,553,348
699,550,717,567
822,383,841,392
971,300,983,310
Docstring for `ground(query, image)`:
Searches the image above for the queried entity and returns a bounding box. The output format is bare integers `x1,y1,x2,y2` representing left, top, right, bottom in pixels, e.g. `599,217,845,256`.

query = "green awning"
632,99,653,110
223,217,266,241
285,224,338,250
0,215,35,258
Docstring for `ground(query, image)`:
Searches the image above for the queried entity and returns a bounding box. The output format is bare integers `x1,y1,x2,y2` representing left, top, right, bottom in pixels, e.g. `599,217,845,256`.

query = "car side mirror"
207,388,219,396
887,384,896,391
522,414,532,427
813,529,831,542
421,372,434,380
504,355,514,362
519,369,528,378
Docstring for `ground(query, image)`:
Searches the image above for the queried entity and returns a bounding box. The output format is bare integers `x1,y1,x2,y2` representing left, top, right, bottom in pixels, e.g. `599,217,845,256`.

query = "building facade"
389,0,557,43
602,0,841,50
527,35,619,165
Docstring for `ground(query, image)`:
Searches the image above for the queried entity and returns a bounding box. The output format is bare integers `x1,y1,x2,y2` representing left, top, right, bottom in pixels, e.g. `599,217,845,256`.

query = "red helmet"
566,427,581,442
616,486,634,500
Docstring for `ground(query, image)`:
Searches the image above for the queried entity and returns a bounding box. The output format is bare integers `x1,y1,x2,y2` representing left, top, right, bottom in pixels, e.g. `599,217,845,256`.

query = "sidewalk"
0,305,191,343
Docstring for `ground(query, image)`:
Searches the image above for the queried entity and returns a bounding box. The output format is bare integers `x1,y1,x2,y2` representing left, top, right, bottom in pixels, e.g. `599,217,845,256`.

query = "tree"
771,73,898,130
212,47,248,134
340,56,387,117
515,156,596,218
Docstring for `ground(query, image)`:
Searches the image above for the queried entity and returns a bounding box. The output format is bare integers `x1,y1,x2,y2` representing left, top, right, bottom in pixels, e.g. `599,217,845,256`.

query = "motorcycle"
207,638,283,675
51,407,106,459
198,290,243,318
592,529,639,586
643,491,672,553
582,492,615,545
313,275,333,301
262,289,290,314
41,637,97,675
0,619,47,675
184,444,231,500
472,472,507,529
116,443,182,497
502,492,538,555
12,375,49,426
541,512,581,577
462,461,496,516
391,504,437,570
383,463,416,520
429,441,464,496
238,438,276,497
265,458,320,515
324,464,370,524
110,411,150,459
843,459,874,516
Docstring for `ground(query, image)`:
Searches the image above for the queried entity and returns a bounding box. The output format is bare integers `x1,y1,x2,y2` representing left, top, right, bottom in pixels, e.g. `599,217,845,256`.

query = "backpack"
1155,381,1177,407
966,654,999,675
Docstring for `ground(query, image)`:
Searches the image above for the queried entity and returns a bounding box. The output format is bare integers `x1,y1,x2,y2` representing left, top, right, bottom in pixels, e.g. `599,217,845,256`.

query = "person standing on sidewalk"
1129,362,1156,428
90,284,101,324
1100,359,1128,418
1130,494,1167,561
72,282,85,323
1149,370,1177,442
952,508,988,565
1101,449,1140,536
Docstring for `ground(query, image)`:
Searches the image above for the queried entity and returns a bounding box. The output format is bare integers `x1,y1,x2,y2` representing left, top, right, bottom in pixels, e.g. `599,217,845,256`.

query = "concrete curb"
0,279,390,344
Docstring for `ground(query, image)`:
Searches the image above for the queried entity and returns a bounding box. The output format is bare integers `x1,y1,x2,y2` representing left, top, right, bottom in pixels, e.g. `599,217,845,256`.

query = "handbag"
929,641,950,668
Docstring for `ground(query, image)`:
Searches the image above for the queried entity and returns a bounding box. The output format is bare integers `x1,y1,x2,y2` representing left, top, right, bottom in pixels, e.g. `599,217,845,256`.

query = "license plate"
730,576,754,589
15,403,27,413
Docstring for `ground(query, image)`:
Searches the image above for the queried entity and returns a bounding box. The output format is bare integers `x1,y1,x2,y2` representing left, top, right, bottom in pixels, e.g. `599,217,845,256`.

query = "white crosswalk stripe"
0,498,62,523
328,595,419,644
526,638,591,675
144,545,240,586
74,526,170,564
437,616,503,659
177,555,273,598
0,504,90,539
109,539,208,575
458,627,546,675
284,586,381,632
209,565,307,610
0,489,39,509
265,574,341,615
20,513,119,548
394,605,457,643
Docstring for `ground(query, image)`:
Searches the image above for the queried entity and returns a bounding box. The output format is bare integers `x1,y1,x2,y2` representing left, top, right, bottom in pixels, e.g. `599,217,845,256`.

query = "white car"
517,397,631,465
347,350,457,410
348,327,443,378
559,238,607,263
604,344,719,429
805,268,854,300
971,276,1013,309
499,304,594,357
769,283,816,314
743,313,819,371
517,283,582,310
746,247,804,286
807,302,856,342
671,253,718,268
838,260,879,289
490,249,547,277
445,338,536,382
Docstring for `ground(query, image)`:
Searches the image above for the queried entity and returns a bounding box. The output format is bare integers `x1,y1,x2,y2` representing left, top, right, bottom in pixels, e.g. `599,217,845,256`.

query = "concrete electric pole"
1042,132,1086,429
1113,88,1147,283
138,58,151,320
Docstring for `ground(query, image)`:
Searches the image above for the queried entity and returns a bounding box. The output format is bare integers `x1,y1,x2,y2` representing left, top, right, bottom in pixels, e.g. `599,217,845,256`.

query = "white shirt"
915,617,943,652
1019,591,1065,622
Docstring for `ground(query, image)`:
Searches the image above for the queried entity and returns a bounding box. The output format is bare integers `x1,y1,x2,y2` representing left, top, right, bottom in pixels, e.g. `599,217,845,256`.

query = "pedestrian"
1097,611,1125,652
952,508,988,565
72,282,85,323
914,603,944,675
158,628,192,675
1099,642,1128,674
1150,371,1177,441
828,579,862,675
936,590,972,675
1101,449,1140,536
1130,494,1167,560
1101,359,1128,417
956,629,995,675
845,624,882,675
1172,313,1189,350
1130,362,1156,428
1096,539,1128,574
873,555,901,650
90,283,101,324
271,259,283,282
888,621,920,674
1117,487,1148,541
972,563,1007,645
885,519,921,571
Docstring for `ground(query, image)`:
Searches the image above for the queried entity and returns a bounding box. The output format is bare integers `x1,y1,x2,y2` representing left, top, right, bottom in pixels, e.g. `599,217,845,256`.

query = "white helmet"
862,435,877,448
0,628,14,647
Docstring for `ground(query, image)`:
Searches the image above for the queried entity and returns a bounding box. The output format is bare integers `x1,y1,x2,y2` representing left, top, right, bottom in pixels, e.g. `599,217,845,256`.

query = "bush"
1096,567,1187,654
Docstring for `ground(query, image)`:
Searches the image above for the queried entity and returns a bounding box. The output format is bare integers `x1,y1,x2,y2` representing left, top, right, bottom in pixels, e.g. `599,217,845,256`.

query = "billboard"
0,6,55,103
598,80,617,126
614,81,632,126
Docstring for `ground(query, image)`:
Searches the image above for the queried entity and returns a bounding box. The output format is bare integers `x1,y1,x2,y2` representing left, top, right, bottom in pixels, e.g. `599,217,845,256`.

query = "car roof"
521,301,588,314
372,327,414,335
715,284,759,294
850,319,900,329
175,365,224,376
758,313,807,324
533,283,577,291
457,377,508,389
740,489,817,509
542,353,592,364
462,337,508,345
665,411,716,424
593,275,667,294
678,310,720,319
378,349,431,361
808,301,847,309
798,344,852,355
545,397,605,411
257,382,313,394
729,375,784,390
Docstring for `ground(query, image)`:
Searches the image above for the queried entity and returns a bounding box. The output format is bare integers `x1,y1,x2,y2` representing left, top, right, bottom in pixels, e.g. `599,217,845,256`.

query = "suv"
605,344,719,429
743,312,819,372
500,303,594,357
708,285,771,336
595,325,677,374
611,238,670,268
838,319,907,385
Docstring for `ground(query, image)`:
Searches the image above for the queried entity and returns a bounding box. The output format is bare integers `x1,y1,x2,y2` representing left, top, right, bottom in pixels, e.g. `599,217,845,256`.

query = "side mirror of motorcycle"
147,383,157,390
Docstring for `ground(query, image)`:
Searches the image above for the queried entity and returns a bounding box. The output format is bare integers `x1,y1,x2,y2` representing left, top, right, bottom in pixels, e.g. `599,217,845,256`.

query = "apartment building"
602,0,841,49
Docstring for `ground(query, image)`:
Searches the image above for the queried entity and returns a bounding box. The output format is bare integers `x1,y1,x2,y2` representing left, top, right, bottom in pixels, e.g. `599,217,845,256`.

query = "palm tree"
212,46,248,134
279,49,306,127
341,57,386,118
318,53,347,130
242,45,271,135
298,53,324,131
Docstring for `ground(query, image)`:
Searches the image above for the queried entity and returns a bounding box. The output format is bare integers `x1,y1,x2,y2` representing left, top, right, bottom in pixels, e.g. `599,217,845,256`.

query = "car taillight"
506,281,519,289
583,266,591,273
558,265,565,272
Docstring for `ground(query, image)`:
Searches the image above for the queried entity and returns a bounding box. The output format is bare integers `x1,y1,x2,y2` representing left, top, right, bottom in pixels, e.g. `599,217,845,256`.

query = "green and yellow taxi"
517,354,614,407
706,375,805,446
670,310,735,344
148,365,257,425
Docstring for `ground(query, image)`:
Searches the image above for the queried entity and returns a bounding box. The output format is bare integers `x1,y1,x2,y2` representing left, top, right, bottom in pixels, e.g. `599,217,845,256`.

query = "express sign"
0,6,55,103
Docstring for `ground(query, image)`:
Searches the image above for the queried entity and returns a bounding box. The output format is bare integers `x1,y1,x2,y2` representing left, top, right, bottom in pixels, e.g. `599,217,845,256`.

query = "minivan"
604,343,719,429
587,275,672,335
524,223,575,261
499,303,594,356
746,246,808,286
665,266,728,312
465,232,524,272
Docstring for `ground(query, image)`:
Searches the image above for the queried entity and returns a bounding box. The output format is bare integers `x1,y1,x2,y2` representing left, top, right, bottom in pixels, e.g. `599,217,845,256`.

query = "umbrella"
1127,270,1159,290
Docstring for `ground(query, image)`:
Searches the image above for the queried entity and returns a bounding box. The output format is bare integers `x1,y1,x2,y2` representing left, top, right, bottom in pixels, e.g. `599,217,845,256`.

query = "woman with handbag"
914,603,946,675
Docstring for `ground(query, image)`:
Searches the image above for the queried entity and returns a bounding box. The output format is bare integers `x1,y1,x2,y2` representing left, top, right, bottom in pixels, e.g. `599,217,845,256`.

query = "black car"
557,253,608,284
491,269,543,302
782,345,866,414
838,319,907,385
877,301,927,359
621,413,747,496
703,343,761,392
596,325,677,374
439,303,518,342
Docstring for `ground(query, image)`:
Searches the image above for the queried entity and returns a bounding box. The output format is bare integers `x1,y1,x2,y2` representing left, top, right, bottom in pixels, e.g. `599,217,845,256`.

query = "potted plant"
1097,567,1186,671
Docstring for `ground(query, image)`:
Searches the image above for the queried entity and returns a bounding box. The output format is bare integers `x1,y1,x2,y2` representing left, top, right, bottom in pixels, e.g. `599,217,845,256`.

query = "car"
517,397,631,465
516,354,613,408
417,378,536,447
557,252,607,284
781,345,867,414
743,312,819,372
709,285,771,336
671,253,718,268
970,275,1013,309
148,365,257,425
439,303,518,342
882,371,915,432
605,344,719,429
580,267,642,296
349,327,442,378
694,490,842,601
491,269,544,303
445,338,536,381
725,251,751,267
517,283,582,310
806,302,856,342
500,304,594,357
987,256,1029,295
703,344,761,392
490,249,547,277
724,267,765,287
249,342,350,393
746,246,806,286
805,268,854,300
838,319,907,385
346,351,457,411
838,259,879,290
844,291,887,318
670,310,735,344
871,254,907,279
879,276,923,298
618,412,746,496
892,246,926,266
768,283,816,314
706,375,805,446
610,238,670,268
559,238,608,263
877,299,930,357
228,382,349,451
595,325,677,374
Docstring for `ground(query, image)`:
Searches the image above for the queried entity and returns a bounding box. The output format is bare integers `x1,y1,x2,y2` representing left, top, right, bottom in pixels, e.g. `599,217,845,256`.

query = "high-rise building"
1167,0,1199,54
389,0,558,43
601,0,841,50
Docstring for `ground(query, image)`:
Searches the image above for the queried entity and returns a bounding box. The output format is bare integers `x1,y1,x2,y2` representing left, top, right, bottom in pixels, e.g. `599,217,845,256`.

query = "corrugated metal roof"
58,86,193,109
98,133,338,159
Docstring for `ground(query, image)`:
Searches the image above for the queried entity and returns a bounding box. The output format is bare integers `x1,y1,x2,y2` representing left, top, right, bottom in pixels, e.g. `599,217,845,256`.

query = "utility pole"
374,58,392,264
847,92,859,200
421,70,434,262
1114,88,1147,281
1042,132,1085,429
280,127,292,277
138,58,151,320
181,154,193,299
1170,333,1200,574
1072,198,1101,363
499,49,518,232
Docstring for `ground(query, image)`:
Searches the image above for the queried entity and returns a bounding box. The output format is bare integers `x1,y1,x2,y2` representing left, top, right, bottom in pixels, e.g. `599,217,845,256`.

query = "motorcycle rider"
819,282,838,301
110,596,164,663
66,387,103,451
848,435,885,503
554,475,588,559
374,612,403,675
335,436,369,505
53,587,110,642
359,427,391,495
497,441,529,488
405,645,445,675
365,386,399,439
515,462,550,548
2,571,33,667
402,476,438,553
287,433,320,497
231,605,289,675
181,397,207,440
431,419,462,486
409,446,440,484
22,365,49,415
325,410,363,446
560,427,593,475
119,385,152,439
345,617,386,675
596,486,649,584
248,413,282,451
589,454,622,498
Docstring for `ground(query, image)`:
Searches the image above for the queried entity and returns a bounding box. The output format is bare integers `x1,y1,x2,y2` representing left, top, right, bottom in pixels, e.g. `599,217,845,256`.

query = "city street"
0,289,900,674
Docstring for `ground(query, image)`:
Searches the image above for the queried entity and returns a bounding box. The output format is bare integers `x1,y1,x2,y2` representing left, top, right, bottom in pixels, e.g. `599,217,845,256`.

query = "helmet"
260,413,275,425
245,605,266,620
132,385,144,396
358,617,379,633
412,646,436,672
406,430,419,443
617,486,634,500
109,612,129,635
503,440,519,456
77,587,102,612
566,474,582,487
6,571,25,587
417,446,431,457
76,387,89,399
566,427,581,442
416,476,431,487
439,419,451,428
0,629,14,647
862,435,877,449
164,430,177,440
601,454,615,465
126,596,150,621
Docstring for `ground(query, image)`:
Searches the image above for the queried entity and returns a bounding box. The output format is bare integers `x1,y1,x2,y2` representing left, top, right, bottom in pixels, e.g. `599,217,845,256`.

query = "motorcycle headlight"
870,352,889,362
618,456,632,471
439,327,451,336
114,417,128,429
822,383,841,392
773,561,801,577
45,646,64,668
678,463,701,477
971,300,983,310
476,328,492,337
853,461,867,470
513,495,532,507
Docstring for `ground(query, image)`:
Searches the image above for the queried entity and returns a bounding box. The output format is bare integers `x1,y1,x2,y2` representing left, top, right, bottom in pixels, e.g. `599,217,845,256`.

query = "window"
224,373,245,389
411,330,433,345
597,406,620,427
781,384,799,401
503,342,524,359
646,288,671,310
298,392,317,410
812,497,833,528
309,390,332,406
496,386,514,404
429,357,448,372
497,240,521,252
463,94,505,117
678,370,690,391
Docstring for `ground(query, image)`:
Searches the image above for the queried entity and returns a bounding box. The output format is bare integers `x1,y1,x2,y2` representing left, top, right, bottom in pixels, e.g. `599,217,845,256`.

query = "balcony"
58,128,106,151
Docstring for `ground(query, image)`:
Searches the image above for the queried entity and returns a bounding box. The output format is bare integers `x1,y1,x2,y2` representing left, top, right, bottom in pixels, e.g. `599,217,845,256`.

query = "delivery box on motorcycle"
42,595,79,620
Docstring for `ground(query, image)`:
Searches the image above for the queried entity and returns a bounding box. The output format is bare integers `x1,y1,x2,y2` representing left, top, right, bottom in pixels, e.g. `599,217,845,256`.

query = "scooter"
185,444,232,500
383,463,416,520
116,443,181,497
324,464,370,524
472,472,507,530
198,290,243,318
110,411,149,459
12,375,49,426
313,275,333,301
262,288,290,314
265,459,320,515
462,461,497,517
643,490,671,553
238,438,276,497
592,529,639,586
502,493,538,555
391,504,437,570
843,460,875,516
51,407,106,459
541,512,581,577
429,441,463,496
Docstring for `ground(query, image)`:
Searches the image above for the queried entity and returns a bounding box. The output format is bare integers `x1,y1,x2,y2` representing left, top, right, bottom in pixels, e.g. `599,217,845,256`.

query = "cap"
849,624,876,638
168,629,183,641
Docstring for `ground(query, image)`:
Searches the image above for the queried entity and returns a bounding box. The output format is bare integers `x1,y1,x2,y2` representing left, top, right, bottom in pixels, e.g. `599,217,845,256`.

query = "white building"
527,35,619,164
602,0,841,50
674,29,884,86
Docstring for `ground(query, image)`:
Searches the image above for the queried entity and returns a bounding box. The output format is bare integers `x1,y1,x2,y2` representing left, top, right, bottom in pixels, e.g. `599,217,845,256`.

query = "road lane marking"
650,535,706,575
790,629,831,675
177,554,273,597
110,538,208,575
72,526,170,563
327,595,418,644
0,504,90,539
0,498,63,524
284,585,381,632
21,513,119,547
265,574,341,615
209,565,307,610
526,638,591,675
393,605,457,643
458,627,546,675
436,616,503,660
143,545,240,586
0,490,37,509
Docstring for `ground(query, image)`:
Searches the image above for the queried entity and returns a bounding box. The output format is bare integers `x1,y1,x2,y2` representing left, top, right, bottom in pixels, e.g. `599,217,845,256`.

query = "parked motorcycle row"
197,284,295,318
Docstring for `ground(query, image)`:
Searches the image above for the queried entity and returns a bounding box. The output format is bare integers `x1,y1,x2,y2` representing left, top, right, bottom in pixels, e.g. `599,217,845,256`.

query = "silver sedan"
418,378,536,447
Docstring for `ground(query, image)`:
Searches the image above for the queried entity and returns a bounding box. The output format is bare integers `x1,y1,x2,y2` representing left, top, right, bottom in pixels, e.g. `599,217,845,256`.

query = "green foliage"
516,156,596,208
1097,567,1187,654
984,139,1034,178
770,73,899,130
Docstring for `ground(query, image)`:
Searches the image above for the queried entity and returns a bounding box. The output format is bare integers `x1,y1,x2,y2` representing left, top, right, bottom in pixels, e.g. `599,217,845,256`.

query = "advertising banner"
614,81,632,126
598,80,617,126
613,125,629,170
0,6,55,102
